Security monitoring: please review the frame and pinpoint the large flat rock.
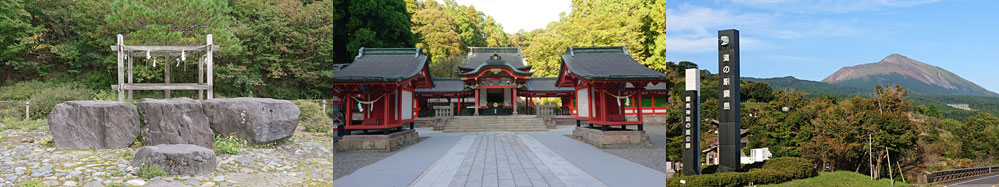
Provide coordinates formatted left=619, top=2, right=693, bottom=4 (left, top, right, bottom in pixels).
left=48, top=101, right=140, bottom=149
left=203, top=98, right=300, bottom=145
left=137, top=98, right=213, bottom=148
left=130, top=144, right=216, bottom=175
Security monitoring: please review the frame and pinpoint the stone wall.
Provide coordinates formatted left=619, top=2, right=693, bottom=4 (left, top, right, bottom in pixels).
left=571, top=127, right=652, bottom=148
left=337, top=129, right=419, bottom=152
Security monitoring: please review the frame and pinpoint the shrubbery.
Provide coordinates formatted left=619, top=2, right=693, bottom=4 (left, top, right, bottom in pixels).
left=667, top=157, right=817, bottom=186
left=0, top=81, right=95, bottom=120
left=296, top=101, right=333, bottom=133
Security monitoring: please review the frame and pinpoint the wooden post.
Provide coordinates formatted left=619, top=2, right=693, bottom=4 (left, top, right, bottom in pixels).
left=384, top=92, right=390, bottom=126
left=886, top=147, right=894, bottom=185
left=117, top=34, right=125, bottom=102
left=637, top=93, right=643, bottom=122
left=25, top=101, right=29, bottom=120
left=870, top=134, right=874, bottom=180
left=206, top=34, right=214, bottom=99
left=128, top=54, right=134, bottom=100
left=345, top=94, right=352, bottom=127
left=322, top=100, right=327, bottom=114
left=897, top=160, right=906, bottom=184
left=164, top=55, right=171, bottom=98
left=457, top=97, right=462, bottom=116
left=198, top=54, right=204, bottom=100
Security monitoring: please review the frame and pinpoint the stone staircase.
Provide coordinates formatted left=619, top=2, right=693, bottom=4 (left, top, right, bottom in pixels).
left=443, top=115, right=549, bottom=132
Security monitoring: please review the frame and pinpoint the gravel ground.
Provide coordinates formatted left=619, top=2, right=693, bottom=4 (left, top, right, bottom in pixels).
left=332, top=137, right=428, bottom=180
left=0, top=126, right=337, bottom=187
left=597, top=125, right=668, bottom=173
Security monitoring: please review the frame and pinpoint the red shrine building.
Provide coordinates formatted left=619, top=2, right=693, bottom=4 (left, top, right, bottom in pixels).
left=332, top=46, right=668, bottom=134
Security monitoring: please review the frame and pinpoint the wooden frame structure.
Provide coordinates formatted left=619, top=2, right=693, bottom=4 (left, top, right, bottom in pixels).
left=110, top=34, right=219, bottom=101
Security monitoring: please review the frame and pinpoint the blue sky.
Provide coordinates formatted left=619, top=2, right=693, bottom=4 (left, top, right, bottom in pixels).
left=447, top=0, right=999, bottom=93
left=665, top=0, right=999, bottom=93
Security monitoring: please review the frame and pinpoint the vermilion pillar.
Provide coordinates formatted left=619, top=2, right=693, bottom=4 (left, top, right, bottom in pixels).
left=474, top=88, right=480, bottom=116
left=512, top=88, right=518, bottom=115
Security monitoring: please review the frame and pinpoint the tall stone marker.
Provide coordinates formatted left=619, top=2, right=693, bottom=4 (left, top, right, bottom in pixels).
left=717, top=29, right=742, bottom=172
left=682, top=68, right=701, bottom=175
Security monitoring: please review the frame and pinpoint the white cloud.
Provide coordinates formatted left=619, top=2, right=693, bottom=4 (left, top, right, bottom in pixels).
left=665, top=3, right=867, bottom=54
left=728, top=0, right=941, bottom=13
left=666, top=4, right=777, bottom=53
left=444, top=0, right=572, bottom=33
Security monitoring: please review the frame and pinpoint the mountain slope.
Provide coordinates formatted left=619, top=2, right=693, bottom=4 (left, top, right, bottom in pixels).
left=744, top=76, right=867, bottom=97
left=822, top=54, right=998, bottom=97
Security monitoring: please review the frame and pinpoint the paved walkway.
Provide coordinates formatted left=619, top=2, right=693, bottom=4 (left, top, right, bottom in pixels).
left=333, top=126, right=666, bottom=187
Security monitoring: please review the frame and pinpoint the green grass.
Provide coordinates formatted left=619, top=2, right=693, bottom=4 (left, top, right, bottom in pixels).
left=214, top=134, right=247, bottom=155
left=0, top=117, right=47, bottom=131
left=0, top=132, right=7, bottom=142
left=137, top=164, right=166, bottom=179
left=18, top=181, right=47, bottom=187
left=760, top=171, right=911, bottom=187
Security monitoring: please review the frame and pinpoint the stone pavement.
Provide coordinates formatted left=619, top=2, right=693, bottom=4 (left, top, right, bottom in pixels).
left=333, top=126, right=666, bottom=187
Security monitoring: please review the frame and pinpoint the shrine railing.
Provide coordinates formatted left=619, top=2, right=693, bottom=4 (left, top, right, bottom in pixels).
left=433, top=105, right=453, bottom=118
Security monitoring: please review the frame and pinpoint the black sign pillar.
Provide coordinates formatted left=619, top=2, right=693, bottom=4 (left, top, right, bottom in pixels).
left=717, top=29, right=741, bottom=173
left=682, top=68, right=701, bottom=175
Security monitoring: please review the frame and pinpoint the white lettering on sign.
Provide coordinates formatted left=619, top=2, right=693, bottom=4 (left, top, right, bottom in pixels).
left=685, top=96, right=691, bottom=102
left=723, top=78, right=730, bottom=86
left=686, top=110, right=691, bottom=115
left=724, top=90, right=730, bottom=98
left=685, top=103, right=690, bottom=109
left=723, top=66, right=730, bottom=74
left=724, top=102, right=730, bottom=110
left=686, top=116, right=691, bottom=122
left=686, top=129, right=691, bottom=135
left=685, top=123, right=691, bottom=128
left=686, top=143, right=691, bottom=149
left=723, top=54, right=730, bottom=62
left=685, top=136, right=691, bottom=142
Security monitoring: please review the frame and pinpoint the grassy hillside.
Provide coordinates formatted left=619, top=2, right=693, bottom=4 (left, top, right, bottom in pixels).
left=759, top=171, right=910, bottom=187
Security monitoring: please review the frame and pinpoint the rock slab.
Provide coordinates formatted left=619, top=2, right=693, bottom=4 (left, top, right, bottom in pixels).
left=48, top=101, right=140, bottom=149
left=138, top=98, right=213, bottom=148
left=203, top=98, right=300, bottom=145
left=572, top=127, right=653, bottom=148
left=131, top=144, right=216, bottom=175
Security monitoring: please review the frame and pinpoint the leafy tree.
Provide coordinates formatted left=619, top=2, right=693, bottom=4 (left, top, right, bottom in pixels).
left=410, top=0, right=463, bottom=77
left=642, top=0, right=669, bottom=72
left=523, top=0, right=652, bottom=77
left=443, top=0, right=484, bottom=49
left=481, top=16, right=509, bottom=47
left=958, top=112, right=999, bottom=160
left=0, top=0, right=43, bottom=77
left=333, top=0, right=416, bottom=63
left=741, top=81, right=775, bottom=102
left=926, top=105, right=943, bottom=119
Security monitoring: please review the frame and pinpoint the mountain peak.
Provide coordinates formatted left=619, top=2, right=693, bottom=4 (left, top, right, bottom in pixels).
left=880, top=53, right=920, bottom=66
left=821, top=54, right=999, bottom=96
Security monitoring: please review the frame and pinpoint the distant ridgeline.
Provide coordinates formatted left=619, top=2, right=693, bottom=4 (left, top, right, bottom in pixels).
left=743, top=53, right=999, bottom=119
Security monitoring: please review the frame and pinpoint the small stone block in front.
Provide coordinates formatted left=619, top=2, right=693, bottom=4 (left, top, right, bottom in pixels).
left=571, top=127, right=653, bottom=148
left=337, top=129, right=418, bottom=152
left=137, top=98, right=213, bottom=148
left=203, top=97, right=300, bottom=145
left=48, top=101, right=141, bottom=149
left=130, top=144, right=217, bottom=176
